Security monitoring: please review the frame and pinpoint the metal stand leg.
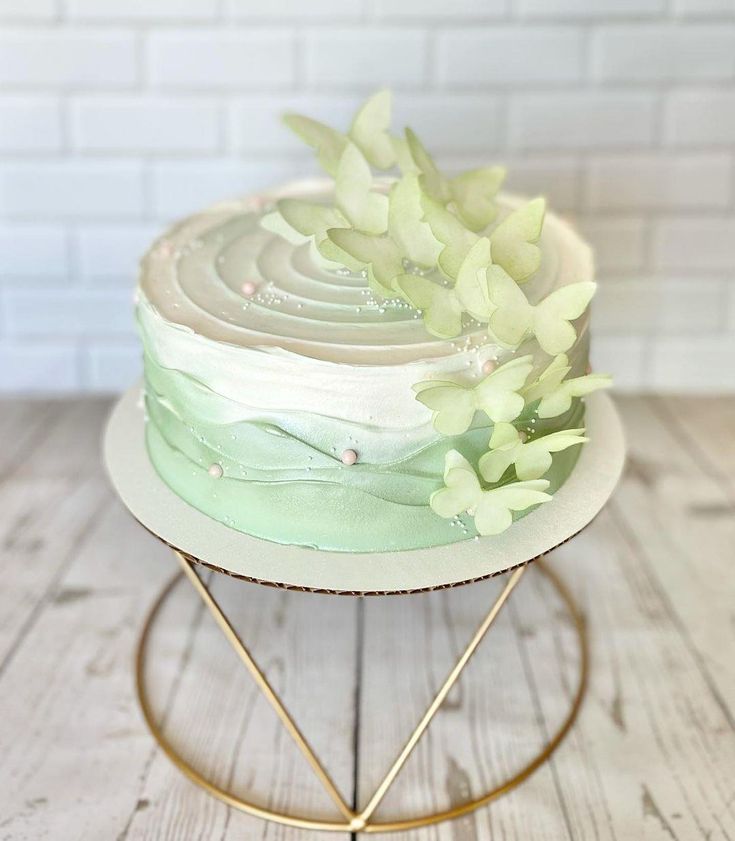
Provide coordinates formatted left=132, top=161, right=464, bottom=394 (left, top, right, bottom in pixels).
left=135, top=553, right=588, bottom=834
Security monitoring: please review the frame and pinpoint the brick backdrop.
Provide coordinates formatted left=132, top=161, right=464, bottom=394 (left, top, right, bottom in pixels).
left=1, top=0, right=734, bottom=392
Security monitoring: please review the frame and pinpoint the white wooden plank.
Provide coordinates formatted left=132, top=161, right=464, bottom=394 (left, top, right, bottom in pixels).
left=0, top=475, right=108, bottom=666
left=0, top=399, right=54, bottom=477
left=0, top=397, right=205, bottom=839
left=527, top=512, right=735, bottom=841
left=0, top=396, right=354, bottom=841
left=659, top=394, right=735, bottom=485
left=509, top=394, right=735, bottom=841
left=0, top=495, right=182, bottom=841
left=356, top=580, right=574, bottom=839
left=0, top=400, right=113, bottom=669
left=610, top=396, right=735, bottom=721
left=13, top=398, right=112, bottom=479
left=123, top=579, right=356, bottom=841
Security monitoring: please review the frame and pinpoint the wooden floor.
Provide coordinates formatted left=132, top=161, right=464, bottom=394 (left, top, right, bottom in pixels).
left=0, top=396, right=733, bottom=841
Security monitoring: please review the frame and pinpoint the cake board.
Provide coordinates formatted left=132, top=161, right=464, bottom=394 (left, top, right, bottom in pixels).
left=104, top=386, right=625, bottom=833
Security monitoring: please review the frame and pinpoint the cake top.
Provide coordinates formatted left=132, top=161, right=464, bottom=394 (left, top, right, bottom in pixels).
left=139, top=185, right=592, bottom=369
left=139, top=90, right=595, bottom=369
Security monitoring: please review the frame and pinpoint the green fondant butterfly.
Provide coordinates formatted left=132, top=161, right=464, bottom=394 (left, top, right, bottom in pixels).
left=273, top=199, right=345, bottom=243
left=396, top=238, right=494, bottom=338
left=388, top=174, right=442, bottom=267
left=523, top=354, right=612, bottom=418
left=490, top=198, right=545, bottom=283
left=350, top=90, right=418, bottom=173
left=406, top=129, right=505, bottom=232
left=334, top=142, right=389, bottom=234
left=261, top=198, right=365, bottom=271
left=486, top=268, right=596, bottom=355
left=282, top=113, right=346, bottom=177
left=478, top=425, right=588, bottom=483
left=326, top=172, right=442, bottom=298
left=413, top=355, right=534, bottom=435
left=421, top=193, right=545, bottom=286
left=284, top=90, right=402, bottom=175
left=263, top=141, right=389, bottom=270
left=349, top=89, right=398, bottom=170
left=259, top=205, right=313, bottom=245
left=420, top=194, right=480, bottom=280
left=430, top=450, right=552, bottom=536
left=326, top=228, right=402, bottom=297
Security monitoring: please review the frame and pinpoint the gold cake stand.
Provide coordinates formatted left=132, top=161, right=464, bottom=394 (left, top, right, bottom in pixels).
left=105, top=385, right=625, bottom=834
left=136, top=549, right=586, bottom=834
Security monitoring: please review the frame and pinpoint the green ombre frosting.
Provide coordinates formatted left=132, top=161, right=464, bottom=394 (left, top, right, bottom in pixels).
left=143, top=353, right=584, bottom=552
left=136, top=174, right=598, bottom=552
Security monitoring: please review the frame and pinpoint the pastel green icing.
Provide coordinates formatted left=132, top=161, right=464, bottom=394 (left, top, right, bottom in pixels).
left=143, top=355, right=584, bottom=553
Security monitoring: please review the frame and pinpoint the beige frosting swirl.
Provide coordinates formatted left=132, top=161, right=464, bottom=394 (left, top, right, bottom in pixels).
left=139, top=179, right=592, bottom=365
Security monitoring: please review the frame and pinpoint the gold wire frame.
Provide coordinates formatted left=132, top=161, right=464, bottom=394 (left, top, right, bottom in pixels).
left=135, top=551, right=588, bottom=834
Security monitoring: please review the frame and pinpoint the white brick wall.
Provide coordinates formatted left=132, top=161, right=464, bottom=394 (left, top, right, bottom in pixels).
left=592, top=25, right=735, bottom=82
left=437, top=27, right=584, bottom=86
left=0, top=96, right=62, bottom=151
left=70, top=97, right=222, bottom=153
left=585, top=154, right=732, bottom=209
left=509, top=92, right=658, bottom=149
left=306, top=29, right=428, bottom=88
left=0, top=29, right=138, bottom=87
left=0, top=0, right=733, bottom=394
left=147, top=30, right=295, bottom=89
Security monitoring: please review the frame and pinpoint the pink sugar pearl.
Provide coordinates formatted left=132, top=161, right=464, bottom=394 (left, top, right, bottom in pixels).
left=241, top=281, right=257, bottom=297
left=208, top=463, right=223, bottom=478
left=341, top=449, right=358, bottom=466
left=482, top=359, right=497, bottom=375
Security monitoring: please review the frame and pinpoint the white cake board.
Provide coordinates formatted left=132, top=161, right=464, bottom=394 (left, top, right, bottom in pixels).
left=103, top=385, right=625, bottom=595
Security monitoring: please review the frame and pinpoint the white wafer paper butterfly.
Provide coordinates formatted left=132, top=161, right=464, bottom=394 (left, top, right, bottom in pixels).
left=327, top=173, right=442, bottom=297
left=522, top=354, right=612, bottom=418
left=486, top=267, right=596, bottom=355
left=282, top=112, right=346, bottom=177
left=283, top=90, right=400, bottom=175
left=388, top=174, right=442, bottom=268
left=327, top=228, right=402, bottom=298
left=396, top=238, right=496, bottom=338
left=333, top=142, right=388, bottom=235
left=490, top=198, right=545, bottom=283
left=420, top=193, right=480, bottom=280
left=413, top=356, right=534, bottom=435
left=478, top=424, right=588, bottom=483
left=421, top=192, right=546, bottom=286
left=430, top=450, right=552, bottom=536
left=406, top=128, right=505, bottom=232
left=262, top=141, right=389, bottom=269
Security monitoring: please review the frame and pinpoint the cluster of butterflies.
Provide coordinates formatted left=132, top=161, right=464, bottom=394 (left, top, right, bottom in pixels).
left=262, top=90, right=596, bottom=354
left=415, top=353, right=611, bottom=536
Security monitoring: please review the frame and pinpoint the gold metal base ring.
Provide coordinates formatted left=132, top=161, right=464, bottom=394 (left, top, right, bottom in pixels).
left=135, top=556, right=588, bottom=834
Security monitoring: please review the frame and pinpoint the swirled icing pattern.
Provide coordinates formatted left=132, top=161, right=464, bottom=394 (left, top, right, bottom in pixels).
left=137, top=180, right=593, bottom=552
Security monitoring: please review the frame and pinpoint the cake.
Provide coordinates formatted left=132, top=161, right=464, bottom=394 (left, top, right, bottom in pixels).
left=136, top=92, right=611, bottom=553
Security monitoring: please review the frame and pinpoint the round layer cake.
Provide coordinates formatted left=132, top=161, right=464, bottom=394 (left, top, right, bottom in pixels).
left=136, top=179, right=597, bottom=552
